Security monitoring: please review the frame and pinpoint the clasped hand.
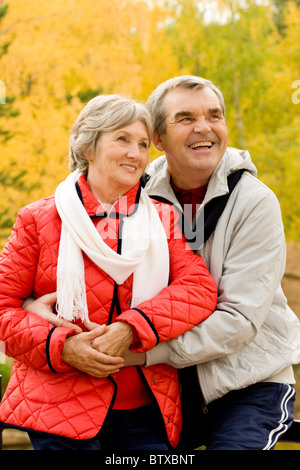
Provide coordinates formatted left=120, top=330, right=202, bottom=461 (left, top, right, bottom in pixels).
left=61, top=321, right=132, bottom=378
left=24, top=292, right=145, bottom=378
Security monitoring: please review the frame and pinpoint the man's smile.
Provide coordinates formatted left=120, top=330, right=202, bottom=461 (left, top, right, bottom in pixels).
left=189, top=141, right=214, bottom=149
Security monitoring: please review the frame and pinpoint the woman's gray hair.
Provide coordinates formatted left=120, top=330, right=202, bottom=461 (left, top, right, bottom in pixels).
left=69, top=94, right=153, bottom=173
left=146, top=75, right=225, bottom=135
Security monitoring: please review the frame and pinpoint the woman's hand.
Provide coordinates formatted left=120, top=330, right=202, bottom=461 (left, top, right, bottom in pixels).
left=23, top=292, right=82, bottom=333
left=62, top=324, right=125, bottom=378
left=124, top=350, right=146, bottom=367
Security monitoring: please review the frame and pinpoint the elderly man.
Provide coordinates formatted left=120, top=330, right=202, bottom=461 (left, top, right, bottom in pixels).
left=138, top=75, right=300, bottom=450
left=22, top=76, right=300, bottom=450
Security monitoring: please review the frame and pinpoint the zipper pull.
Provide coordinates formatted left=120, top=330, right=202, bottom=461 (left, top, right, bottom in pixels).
left=202, top=403, right=209, bottom=414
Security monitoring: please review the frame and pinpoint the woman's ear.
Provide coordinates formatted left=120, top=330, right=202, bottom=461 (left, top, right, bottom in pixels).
left=84, top=149, right=93, bottom=163
left=152, top=130, right=164, bottom=152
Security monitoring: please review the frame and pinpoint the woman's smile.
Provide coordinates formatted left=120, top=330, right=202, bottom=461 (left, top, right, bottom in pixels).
left=120, top=163, right=138, bottom=172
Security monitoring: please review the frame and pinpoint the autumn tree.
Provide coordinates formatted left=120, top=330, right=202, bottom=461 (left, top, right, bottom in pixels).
left=0, top=0, right=299, bottom=243
left=0, top=2, right=18, bottom=143
left=0, top=1, right=40, bottom=243
left=160, top=0, right=300, bottom=239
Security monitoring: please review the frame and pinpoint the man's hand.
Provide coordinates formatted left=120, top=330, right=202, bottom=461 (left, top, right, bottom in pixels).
left=89, top=321, right=133, bottom=358
left=62, top=324, right=125, bottom=378
left=23, top=292, right=82, bottom=333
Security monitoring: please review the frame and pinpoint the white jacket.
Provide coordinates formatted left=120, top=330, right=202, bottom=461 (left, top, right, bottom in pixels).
left=145, top=148, right=300, bottom=404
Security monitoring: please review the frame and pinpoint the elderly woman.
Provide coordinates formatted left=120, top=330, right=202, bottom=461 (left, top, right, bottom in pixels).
left=0, top=95, right=217, bottom=451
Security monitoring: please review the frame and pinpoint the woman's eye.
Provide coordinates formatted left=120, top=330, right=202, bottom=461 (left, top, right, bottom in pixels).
left=117, top=136, right=128, bottom=143
left=139, top=142, right=148, bottom=149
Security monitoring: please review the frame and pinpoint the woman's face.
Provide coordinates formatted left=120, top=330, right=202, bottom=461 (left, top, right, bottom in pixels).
left=86, top=120, right=150, bottom=202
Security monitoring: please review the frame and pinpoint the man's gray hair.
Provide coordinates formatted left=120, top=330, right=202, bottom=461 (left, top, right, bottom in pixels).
left=146, top=75, right=225, bottom=135
left=69, top=94, right=153, bottom=173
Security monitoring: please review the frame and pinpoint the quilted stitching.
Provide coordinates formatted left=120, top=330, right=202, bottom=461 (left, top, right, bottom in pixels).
left=0, top=180, right=217, bottom=446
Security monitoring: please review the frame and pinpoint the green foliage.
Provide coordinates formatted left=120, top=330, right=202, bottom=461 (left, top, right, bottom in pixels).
left=0, top=95, right=19, bottom=142
left=0, top=359, right=13, bottom=395
left=0, top=2, right=8, bottom=19
left=0, top=164, right=41, bottom=241
left=0, top=165, right=40, bottom=192
left=163, top=0, right=300, bottom=240
left=66, top=87, right=104, bottom=104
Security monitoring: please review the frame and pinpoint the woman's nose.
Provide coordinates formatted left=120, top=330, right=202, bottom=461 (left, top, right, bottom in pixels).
left=126, top=143, right=140, bottom=158
left=126, top=151, right=138, bottom=159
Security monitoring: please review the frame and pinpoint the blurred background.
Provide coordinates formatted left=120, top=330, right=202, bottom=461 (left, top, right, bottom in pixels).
left=0, top=0, right=299, bottom=450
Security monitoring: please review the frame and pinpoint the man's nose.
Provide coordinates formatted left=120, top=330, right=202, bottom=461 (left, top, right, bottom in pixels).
left=193, top=118, right=211, bottom=133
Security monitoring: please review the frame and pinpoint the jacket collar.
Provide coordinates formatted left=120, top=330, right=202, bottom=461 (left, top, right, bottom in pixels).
left=76, top=174, right=141, bottom=218
left=145, top=147, right=257, bottom=207
left=145, top=161, right=180, bottom=208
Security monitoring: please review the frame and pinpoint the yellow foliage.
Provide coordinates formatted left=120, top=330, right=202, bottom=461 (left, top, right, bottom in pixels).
left=0, top=0, right=179, bottom=247
left=0, top=0, right=300, bottom=247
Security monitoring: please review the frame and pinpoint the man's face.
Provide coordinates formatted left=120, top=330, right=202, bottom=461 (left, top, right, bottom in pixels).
left=154, top=86, right=228, bottom=188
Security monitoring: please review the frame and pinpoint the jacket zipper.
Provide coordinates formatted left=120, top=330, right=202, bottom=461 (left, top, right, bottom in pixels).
left=136, top=366, right=170, bottom=433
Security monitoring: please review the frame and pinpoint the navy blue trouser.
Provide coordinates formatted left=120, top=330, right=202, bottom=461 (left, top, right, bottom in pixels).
left=28, top=404, right=169, bottom=451
left=178, top=369, right=295, bottom=450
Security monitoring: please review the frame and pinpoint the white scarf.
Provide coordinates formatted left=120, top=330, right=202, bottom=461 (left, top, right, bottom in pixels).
left=54, top=170, right=169, bottom=322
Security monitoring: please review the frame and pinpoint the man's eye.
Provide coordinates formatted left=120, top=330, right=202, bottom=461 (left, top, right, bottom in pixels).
left=209, top=114, right=221, bottom=121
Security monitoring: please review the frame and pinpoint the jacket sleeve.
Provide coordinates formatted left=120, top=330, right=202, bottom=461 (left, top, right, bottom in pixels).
left=116, top=206, right=217, bottom=352
left=146, top=181, right=288, bottom=368
left=0, top=206, right=74, bottom=372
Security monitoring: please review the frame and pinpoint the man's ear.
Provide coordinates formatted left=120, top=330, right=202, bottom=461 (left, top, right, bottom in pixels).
left=152, top=130, right=164, bottom=152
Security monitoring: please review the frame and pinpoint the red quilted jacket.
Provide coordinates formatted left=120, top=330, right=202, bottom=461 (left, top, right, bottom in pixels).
left=0, top=176, right=217, bottom=447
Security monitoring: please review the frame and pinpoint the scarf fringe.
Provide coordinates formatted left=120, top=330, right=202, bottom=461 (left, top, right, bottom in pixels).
left=56, top=272, right=89, bottom=322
